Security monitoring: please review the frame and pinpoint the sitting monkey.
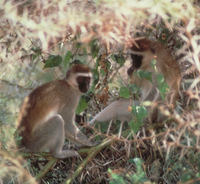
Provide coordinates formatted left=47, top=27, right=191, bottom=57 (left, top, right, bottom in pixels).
left=17, top=64, right=95, bottom=159
left=89, top=38, right=181, bottom=126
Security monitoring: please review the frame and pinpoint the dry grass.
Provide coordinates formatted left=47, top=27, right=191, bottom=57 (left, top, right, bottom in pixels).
left=0, top=0, right=200, bottom=183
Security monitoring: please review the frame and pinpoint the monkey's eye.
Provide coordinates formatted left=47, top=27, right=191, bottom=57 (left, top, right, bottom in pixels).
left=77, top=76, right=84, bottom=83
left=85, top=77, right=91, bottom=82
left=77, top=76, right=91, bottom=84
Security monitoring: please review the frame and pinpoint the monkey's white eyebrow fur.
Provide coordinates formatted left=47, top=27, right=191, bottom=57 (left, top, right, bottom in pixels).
left=74, top=73, right=92, bottom=77
left=128, top=49, right=146, bottom=55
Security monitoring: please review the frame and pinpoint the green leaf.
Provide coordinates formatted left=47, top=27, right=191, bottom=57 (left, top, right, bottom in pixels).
left=76, top=97, right=88, bottom=114
left=103, top=60, right=111, bottom=70
left=108, top=168, right=125, bottom=184
left=106, top=60, right=111, bottom=70
left=159, top=82, right=170, bottom=100
left=129, top=106, right=148, bottom=133
left=100, top=68, right=106, bottom=76
left=63, top=51, right=72, bottom=68
left=151, top=59, right=158, bottom=73
left=132, top=158, right=144, bottom=172
left=32, top=54, right=39, bottom=61
left=159, top=28, right=170, bottom=45
left=158, top=82, right=169, bottom=93
left=94, top=121, right=109, bottom=133
left=91, top=69, right=99, bottom=90
left=129, top=118, right=140, bottom=134
left=111, top=54, right=125, bottom=66
left=128, top=84, right=140, bottom=92
left=89, top=39, right=99, bottom=59
left=157, top=73, right=165, bottom=85
left=43, top=55, right=62, bottom=69
left=128, top=84, right=140, bottom=98
left=151, top=59, right=157, bottom=68
left=75, top=42, right=82, bottom=48
left=137, top=70, right=153, bottom=83
left=96, top=55, right=101, bottom=69
left=157, top=73, right=169, bottom=100
left=128, top=158, right=150, bottom=183
left=31, top=47, right=42, bottom=60
left=119, top=86, right=130, bottom=99
left=84, top=91, right=93, bottom=103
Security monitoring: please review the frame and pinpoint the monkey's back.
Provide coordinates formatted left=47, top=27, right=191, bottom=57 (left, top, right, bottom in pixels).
left=17, top=80, right=79, bottom=139
left=155, top=42, right=181, bottom=105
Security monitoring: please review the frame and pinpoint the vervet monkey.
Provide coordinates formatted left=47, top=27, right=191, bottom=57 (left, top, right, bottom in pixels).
left=17, top=64, right=95, bottom=159
left=89, top=38, right=181, bottom=126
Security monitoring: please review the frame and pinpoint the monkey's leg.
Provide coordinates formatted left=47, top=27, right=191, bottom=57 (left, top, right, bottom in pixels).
left=89, top=100, right=140, bottom=126
left=142, top=89, right=168, bottom=125
left=64, top=123, right=96, bottom=147
left=27, top=114, right=79, bottom=159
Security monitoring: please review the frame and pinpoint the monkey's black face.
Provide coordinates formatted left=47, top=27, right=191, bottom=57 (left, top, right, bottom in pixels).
left=77, top=76, right=91, bottom=93
left=127, top=54, right=143, bottom=76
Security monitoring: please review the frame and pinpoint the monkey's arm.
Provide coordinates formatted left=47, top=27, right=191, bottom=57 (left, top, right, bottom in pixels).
left=142, top=86, right=168, bottom=124
left=89, top=100, right=140, bottom=126
left=65, top=122, right=96, bottom=147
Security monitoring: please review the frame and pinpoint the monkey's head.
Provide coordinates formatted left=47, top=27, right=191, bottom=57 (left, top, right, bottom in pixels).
left=66, top=64, right=92, bottom=94
left=127, top=38, right=156, bottom=76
